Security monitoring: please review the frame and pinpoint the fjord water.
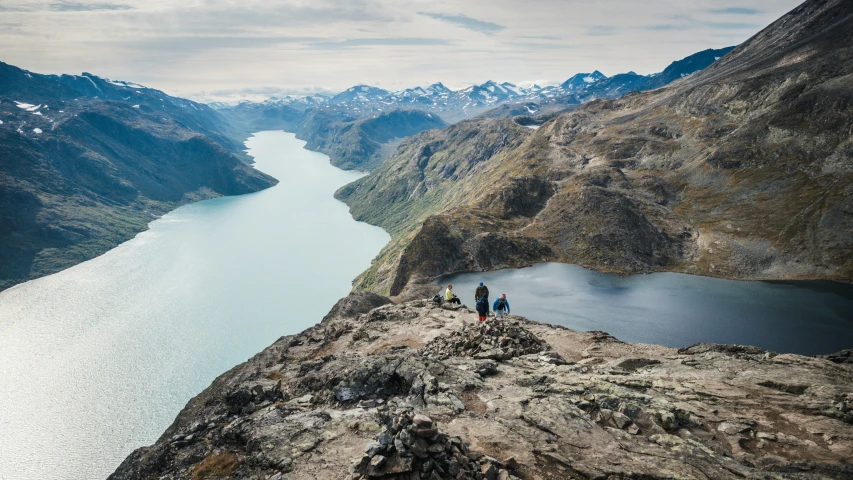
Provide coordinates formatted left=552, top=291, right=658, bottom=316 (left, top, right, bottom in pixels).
left=0, top=131, right=389, bottom=480
left=443, top=263, right=853, bottom=355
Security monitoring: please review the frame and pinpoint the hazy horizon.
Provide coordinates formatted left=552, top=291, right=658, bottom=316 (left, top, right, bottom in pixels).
left=1, top=0, right=803, bottom=102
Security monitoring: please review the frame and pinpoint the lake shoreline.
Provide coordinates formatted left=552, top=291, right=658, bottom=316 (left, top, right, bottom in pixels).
left=435, top=262, right=853, bottom=356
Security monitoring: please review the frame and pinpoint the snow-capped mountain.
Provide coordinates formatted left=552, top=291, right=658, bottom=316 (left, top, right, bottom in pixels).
left=268, top=94, right=327, bottom=108
left=425, top=82, right=452, bottom=96
left=217, top=46, right=735, bottom=123
left=330, top=85, right=391, bottom=104
left=560, top=70, right=608, bottom=92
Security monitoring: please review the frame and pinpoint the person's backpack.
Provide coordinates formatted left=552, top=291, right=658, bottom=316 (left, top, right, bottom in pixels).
left=496, top=298, right=506, bottom=310
left=432, top=294, right=442, bottom=305
left=476, top=296, right=488, bottom=313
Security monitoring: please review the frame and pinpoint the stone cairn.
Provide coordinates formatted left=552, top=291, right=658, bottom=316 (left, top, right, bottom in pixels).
left=352, top=410, right=515, bottom=480
left=422, top=319, right=548, bottom=361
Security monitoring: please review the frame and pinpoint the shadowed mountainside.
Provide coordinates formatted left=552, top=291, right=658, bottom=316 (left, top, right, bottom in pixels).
left=337, top=0, right=853, bottom=297
left=0, top=62, right=276, bottom=291
left=297, top=109, right=447, bottom=170
left=215, top=104, right=447, bottom=171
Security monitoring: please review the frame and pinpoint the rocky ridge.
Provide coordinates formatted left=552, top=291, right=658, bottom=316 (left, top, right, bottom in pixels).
left=421, top=317, right=551, bottom=361
left=111, top=292, right=853, bottom=479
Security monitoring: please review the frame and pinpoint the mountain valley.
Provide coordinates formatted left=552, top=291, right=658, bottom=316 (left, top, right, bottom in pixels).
left=214, top=47, right=735, bottom=174
left=335, top=0, right=853, bottom=297
left=2, top=1, right=852, bottom=479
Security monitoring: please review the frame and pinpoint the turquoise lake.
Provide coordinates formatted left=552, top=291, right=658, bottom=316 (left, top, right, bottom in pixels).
left=0, top=131, right=390, bottom=480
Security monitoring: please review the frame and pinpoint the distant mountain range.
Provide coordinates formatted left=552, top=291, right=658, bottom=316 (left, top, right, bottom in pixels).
left=222, top=46, right=734, bottom=124
left=0, top=61, right=275, bottom=291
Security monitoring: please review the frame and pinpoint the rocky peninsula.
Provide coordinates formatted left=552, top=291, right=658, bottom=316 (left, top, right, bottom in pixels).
left=111, top=292, right=853, bottom=479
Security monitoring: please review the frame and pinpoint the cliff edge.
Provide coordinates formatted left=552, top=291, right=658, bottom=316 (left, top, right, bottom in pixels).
left=111, top=292, right=853, bottom=479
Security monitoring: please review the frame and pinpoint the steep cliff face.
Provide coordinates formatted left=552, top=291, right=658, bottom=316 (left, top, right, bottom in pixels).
left=338, top=0, right=853, bottom=296
left=297, top=109, right=447, bottom=170
left=110, top=293, right=853, bottom=479
left=0, top=62, right=277, bottom=291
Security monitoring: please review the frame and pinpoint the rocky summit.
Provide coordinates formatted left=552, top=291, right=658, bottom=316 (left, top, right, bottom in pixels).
left=111, top=292, right=853, bottom=479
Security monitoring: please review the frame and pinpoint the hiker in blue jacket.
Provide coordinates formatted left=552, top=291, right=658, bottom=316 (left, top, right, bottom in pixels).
left=493, top=293, right=510, bottom=319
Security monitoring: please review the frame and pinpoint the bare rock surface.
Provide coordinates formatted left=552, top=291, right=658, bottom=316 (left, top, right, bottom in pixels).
left=421, top=318, right=551, bottom=361
left=110, top=294, right=853, bottom=479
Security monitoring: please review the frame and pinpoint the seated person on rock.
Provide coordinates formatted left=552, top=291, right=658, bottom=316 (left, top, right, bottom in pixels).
left=445, top=283, right=461, bottom=304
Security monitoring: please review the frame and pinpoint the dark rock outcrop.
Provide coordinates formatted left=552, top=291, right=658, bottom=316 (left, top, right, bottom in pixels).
left=322, top=291, right=393, bottom=323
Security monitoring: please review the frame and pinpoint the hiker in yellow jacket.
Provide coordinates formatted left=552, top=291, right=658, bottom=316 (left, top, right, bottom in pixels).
left=445, top=284, right=461, bottom=304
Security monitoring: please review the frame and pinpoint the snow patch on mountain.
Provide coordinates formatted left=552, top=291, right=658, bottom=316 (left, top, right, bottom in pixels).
left=108, top=79, right=145, bottom=89
left=15, top=102, right=40, bottom=111
left=81, top=75, right=101, bottom=90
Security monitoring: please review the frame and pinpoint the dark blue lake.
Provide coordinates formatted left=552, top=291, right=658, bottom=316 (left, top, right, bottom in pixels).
left=441, top=262, right=853, bottom=356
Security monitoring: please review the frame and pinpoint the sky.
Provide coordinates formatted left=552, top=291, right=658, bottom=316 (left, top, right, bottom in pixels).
left=0, top=0, right=804, bottom=102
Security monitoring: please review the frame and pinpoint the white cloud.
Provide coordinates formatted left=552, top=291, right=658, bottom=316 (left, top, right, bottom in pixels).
left=417, top=12, right=505, bottom=35
left=0, top=0, right=804, bottom=101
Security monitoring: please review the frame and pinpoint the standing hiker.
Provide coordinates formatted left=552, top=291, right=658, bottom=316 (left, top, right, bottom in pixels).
left=493, top=293, right=510, bottom=319
left=475, top=295, right=489, bottom=322
left=474, top=282, right=489, bottom=304
left=474, top=282, right=490, bottom=322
